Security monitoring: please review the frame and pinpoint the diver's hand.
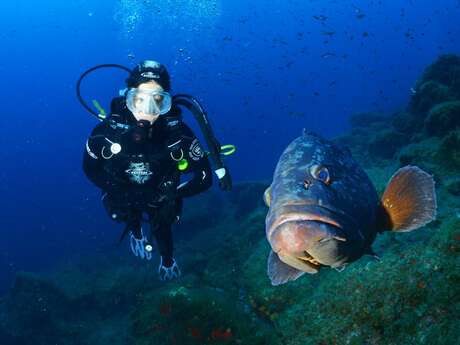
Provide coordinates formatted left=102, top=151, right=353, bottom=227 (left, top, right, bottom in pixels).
left=129, top=229, right=153, bottom=260
left=158, top=181, right=177, bottom=201
left=216, top=166, right=232, bottom=191
left=146, top=181, right=177, bottom=205
left=158, top=257, right=181, bottom=280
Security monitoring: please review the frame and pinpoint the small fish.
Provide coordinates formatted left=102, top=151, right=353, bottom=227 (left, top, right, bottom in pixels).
left=321, top=52, right=336, bottom=59
left=313, top=15, right=328, bottom=21
left=264, top=132, right=437, bottom=286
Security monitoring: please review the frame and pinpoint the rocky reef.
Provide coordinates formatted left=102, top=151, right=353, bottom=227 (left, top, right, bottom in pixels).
left=1, top=55, right=459, bottom=345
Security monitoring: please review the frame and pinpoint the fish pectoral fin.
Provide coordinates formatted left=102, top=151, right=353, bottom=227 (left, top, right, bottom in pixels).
left=380, top=166, right=437, bottom=232
left=263, top=186, right=272, bottom=207
left=267, top=250, right=306, bottom=286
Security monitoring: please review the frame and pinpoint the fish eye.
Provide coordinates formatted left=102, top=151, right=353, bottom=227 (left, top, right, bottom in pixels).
left=310, top=164, right=331, bottom=184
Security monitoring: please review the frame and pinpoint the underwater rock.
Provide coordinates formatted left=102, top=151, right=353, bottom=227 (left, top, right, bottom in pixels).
left=409, top=81, right=454, bottom=118
left=368, top=129, right=408, bottom=159
left=424, top=100, right=460, bottom=136
left=334, top=129, right=369, bottom=156
left=241, top=237, right=322, bottom=323
left=0, top=302, right=16, bottom=345
left=409, top=54, right=460, bottom=118
left=2, top=272, right=79, bottom=344
left=416, top=54, right=460, bottom=97
left=436, top=130, right=460, bottom=171
left=130, top=285, right=279, bottom=345
left=223, top=181, right=268, bottom=217
left=348, top=112, right=387, bottom=129
left=180, top=191, right=224, bottom=238
left=397, top=138, right=440, bottom=170
left=1, top=263, right=145, bottom=345
left=179, top=181, right=267, bottom=239
left=397, top=131, right=460, bottom=175
left=445, top=178, right=460, bottom=196
left=390, top=111, right=416, bottom=135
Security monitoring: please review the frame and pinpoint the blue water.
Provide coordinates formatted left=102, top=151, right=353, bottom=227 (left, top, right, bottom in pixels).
left=0, top=0, right=459, bottom=294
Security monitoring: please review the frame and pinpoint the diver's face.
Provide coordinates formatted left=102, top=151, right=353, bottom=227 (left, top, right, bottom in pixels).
left=132, top=81, right=163, bottom=124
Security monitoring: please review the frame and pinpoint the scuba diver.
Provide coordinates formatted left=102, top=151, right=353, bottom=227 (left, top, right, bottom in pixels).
left=80, top=60, right=233, bottom=280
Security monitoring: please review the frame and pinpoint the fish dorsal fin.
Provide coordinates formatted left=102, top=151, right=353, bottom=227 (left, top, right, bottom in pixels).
left=267, top=250, right=305, bottom=286
left=380, top=165, right=437, bottom=232
left=302, top=129, right=320, bottom=137
left=263, top=186, right=271, bottom=207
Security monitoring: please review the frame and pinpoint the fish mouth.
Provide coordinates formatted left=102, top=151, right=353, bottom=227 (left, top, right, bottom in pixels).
left=271, top=212, right=344, bottom=234
left=268, top=201, right=350, bottom=236
left=277, top=250, right=321, bottom=273
left=268, top=204, right=349, bottom=268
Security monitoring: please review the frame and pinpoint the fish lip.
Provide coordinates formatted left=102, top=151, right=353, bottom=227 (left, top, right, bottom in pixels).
left=270, top=211, right=343, bottom=232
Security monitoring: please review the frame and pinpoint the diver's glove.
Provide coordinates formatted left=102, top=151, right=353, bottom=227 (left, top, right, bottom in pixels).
left=215, top=166, right=232, bottom=191
left=157, top=180, right=177, bottom=202
left=145, top=181, right=177, bottom=206
left=158, top=257, right=181, bottom=280
left=129, top=228, right=153, bottom=260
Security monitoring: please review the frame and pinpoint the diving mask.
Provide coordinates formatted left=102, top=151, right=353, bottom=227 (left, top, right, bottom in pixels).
left=126, top=88, right=172, bottom=116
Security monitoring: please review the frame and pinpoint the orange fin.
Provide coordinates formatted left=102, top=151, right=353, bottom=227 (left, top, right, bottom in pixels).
left=380, top=165, right=437, bottom=232
left=263, top=186, right=271, bottom=207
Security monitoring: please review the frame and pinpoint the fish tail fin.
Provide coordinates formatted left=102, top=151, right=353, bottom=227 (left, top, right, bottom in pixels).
left=380, top=165, right=437, bottom=232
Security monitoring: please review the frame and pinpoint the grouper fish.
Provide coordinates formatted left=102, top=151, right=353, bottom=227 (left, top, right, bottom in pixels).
left=264, top=132, right=437, bottom=286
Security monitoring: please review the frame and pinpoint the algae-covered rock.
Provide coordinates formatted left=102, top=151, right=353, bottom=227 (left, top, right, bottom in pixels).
left=445, top=178, right=460, bottom=196
left=415, top=54, right=460, bottom=97
left=2, top=272, right=84, bottom=345
left=436, top=130, right=460, bottom=171
left=424, top=101, right=460, bottom=136
left=180, top=182, right=267, bottom=239
left=1, top=261, right=146, bottom=345
left=368, top=129, right=408, bottom=159
left=334, top=130, right=370, bottom=162
left=130, top=285, right=279, bottom=345
left=391, top=111, right=415, bottom=134
left=409, top=81, right=454, bottom=118
left=349, top=112, right=388, bottom=129
left=241, top=238, right=324, bottom=330
left=409, top=54, right=460, bottom=118
left=397, top=137, right=441, bottom=171
left=223, top=181, right=268, bottom=218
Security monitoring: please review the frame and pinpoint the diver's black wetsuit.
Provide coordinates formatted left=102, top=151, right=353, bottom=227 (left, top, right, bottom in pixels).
left=83, top=97, right=212, bottom=265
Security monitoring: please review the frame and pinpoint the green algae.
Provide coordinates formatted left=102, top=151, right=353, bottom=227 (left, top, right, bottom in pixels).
left=425, top=101, right=460, bottom=136
left=130, top=284, right=279, bottom=345
left=410, top=81, right=455, bottom=118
